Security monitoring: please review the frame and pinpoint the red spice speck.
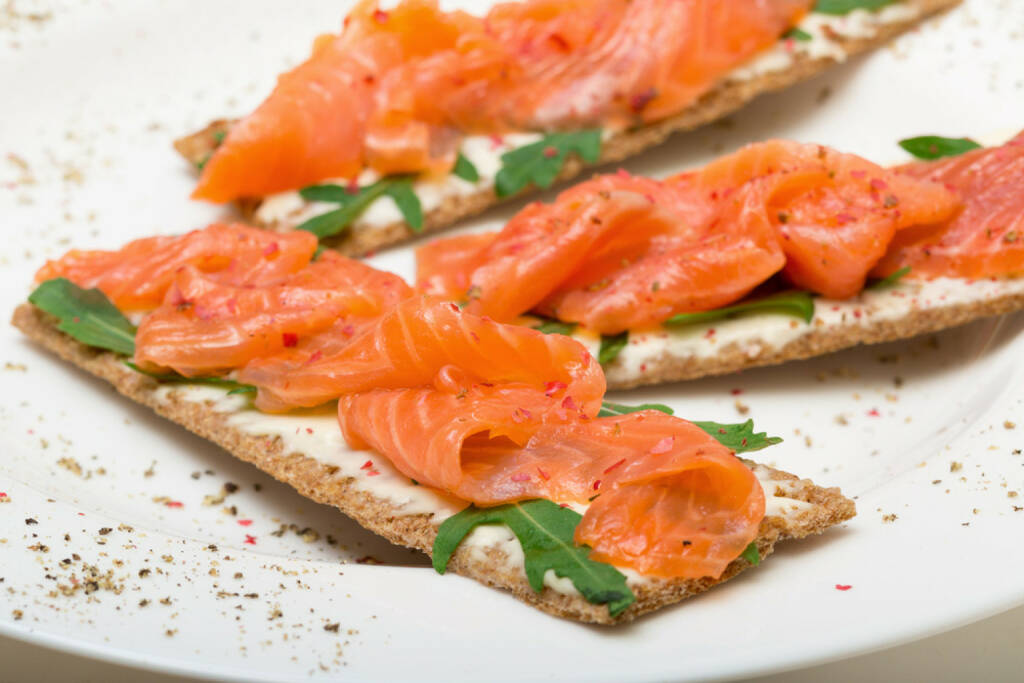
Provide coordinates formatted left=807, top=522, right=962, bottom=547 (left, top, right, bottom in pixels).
left=592, top=479, right=602, bottom=490
left=559, top=503, right=570, bottom=508
left=0, top=492, right=7, bottom=498
left=544, top=381, right=567, bottom=397
left=305, top=427, right=313, bottom=434
left=867, top=408, right=881, bottom=417
left=282, top=332, right=298, bottom=348
left=603, top=458, right=626, bottom=474
left=629, top=87, right=657, bottom=113
left=373, top=9, right=389, bottom=23
left=542, top=145, right=558, bottom=159
left=244, top=534, right=257, bottom=545
left=263, top=242, right=279, bottom=257
left=511, top=473, right=531, bottom=482
left=536, top=467, right=550, bottom=481
left=869, top=178, right=888, bottom=191
left=704, top=328, right=716, bottom=339
left=835, top=584, right=852, bottom=591
left=237, top=519, right=253, bottom=527
left=367, top=470, right=380, bottom=477
left=165, top=501, right=184, bottom=508
left=360, top=460, right=374, bottom=470
left=730, top=388, right=743, bottom=396
left=447, top=302, right=460, bottom=313
left=561, top=395, right=578, bottom=411
left=650, top=436, right=674, bottom=454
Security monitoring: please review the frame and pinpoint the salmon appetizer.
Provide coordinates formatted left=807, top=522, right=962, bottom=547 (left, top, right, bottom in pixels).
left=418, top=133, right=1024, bottom=339
left=174, top=0, right=956, bottom=257
left=193, top=0, right=811, bottom=203
left=25, top=221, right=853, bottom=605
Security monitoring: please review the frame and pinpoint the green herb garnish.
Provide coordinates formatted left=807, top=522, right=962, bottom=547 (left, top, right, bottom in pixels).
left=598, top=401, right=674, bottom=418
left=495, top=130, right=602, bottom=198
left=212, top=130, right=226, bottom=145
left=532, top=317, right=578, bottom=336
left=693, top=420, right=783, bottom=454
left=866, top=266, right=911, bottom=290
left=784, top=27, right=812, bottom=41
left=597, top=331, right=628, bottom=365
left=124, top=362, right=256, bottom=394
left=814, top=0, right=896, bottom=14
left=29, top=278, right=137, bottom=355
left=452, top=152, right=480, bottom=183
left=898, top=135, right=982, bottom=161
left=297, top=176, right=424, bottom=239
left=665, top=290, right=815, bottom=328
left=433, top=499, right=635, bottom=617
left=740, top=541, right=761, bottom=566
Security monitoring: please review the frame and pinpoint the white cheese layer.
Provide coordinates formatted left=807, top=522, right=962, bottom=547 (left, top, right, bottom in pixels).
left=592, top=277, right=1024, bottom=386
left=254, top=3, right=920, bottom=234
left=155, top=385, right=813, bottom=596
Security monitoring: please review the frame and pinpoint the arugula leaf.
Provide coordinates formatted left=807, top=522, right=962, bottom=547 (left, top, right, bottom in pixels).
left=665, top=290, right=815, bottom=328
left=867, top=266, right=911, bottom=291
left=784, top=27, right=812, bottom=41
left=495, top=130, right=602, bottom=198
left=898, top=135, right=982, bottom=161
left=693, top=420, right=783, bottom=454
left=598, top=401, right=674, bottom=418
left=433, top=499, right=635, bottom=617
left=814, top=0, right=896, bottom=14
left=532, top=318, right=578, bottom=336
left=740, top=542, right=761, bottom=566
left=124, top=362, right=257, bottom=394
left=29, top=278, right=137, bottom=355
left=597, top=331, right=628, bottom=365
left=383, top=179, right=424, bottom=232
left=296, top=177, right=423, bottom=238
left=452, top=152, right=480, bottom=183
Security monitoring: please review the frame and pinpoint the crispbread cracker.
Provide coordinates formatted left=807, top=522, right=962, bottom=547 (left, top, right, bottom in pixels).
left=175, top=0, right=960, bottom=257
left=602, top=280, right=1024, bottom=391
left=12, top=303, right=855, bottom=624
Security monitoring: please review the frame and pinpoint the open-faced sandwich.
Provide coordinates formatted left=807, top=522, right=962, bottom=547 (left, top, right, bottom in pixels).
left=175, top=0, right=960, bottom=256
left=13, top=224, right=854, bottom=623
left=415, top=132, right=1024, bottom=389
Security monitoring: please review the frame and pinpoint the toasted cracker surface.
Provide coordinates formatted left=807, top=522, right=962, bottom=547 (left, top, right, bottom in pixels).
left=12, top=303, right=854, bottom=624
left=603, top=283, right=1024, bottom=390
left=174, top=0, right=959, bottom=257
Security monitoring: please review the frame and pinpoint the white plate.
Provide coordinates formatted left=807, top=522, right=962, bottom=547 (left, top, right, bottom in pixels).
left=2, top=1, right=1023, bottom=681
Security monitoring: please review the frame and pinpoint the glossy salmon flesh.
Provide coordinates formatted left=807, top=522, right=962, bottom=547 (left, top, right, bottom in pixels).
left=193, top=0, right=811, bottom=202
left=418, top=135, right=1024, bottom=334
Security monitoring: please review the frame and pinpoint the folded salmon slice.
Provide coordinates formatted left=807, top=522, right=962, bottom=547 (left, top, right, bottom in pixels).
left=417, top=141, right=962, bottom=334
left=193, top=0, right=811, bottom=202
left=240, top=296, right=606, bottom=413
left=35, top=224, right=317, bottom=313
left=873, top=131, right=1024, bottom=280
left=134, top=252, right=411, bottom=377
left=341, top=394, right=764, bottom=579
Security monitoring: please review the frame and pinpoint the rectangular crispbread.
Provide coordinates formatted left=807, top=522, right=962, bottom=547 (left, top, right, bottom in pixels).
left=174, top=0, right=960, bottom=257
left=12, top=303, right=855, bottom=624
left=599, top=278, right=1024, bottom=391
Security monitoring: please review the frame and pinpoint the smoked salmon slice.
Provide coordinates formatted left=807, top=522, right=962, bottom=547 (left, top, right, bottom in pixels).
left=134, top=252, right=411, bottom=377
left=873, top=131, right=1024, bottom=280
left=35, top=223, right=317, bottom=313
left=417, top=140, right=963, bottom=334
left=341, top=396, right=764, bottom=579
left=193, top=0, right=811, bottom=202
left=239, top=296, right=605, bottom=413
